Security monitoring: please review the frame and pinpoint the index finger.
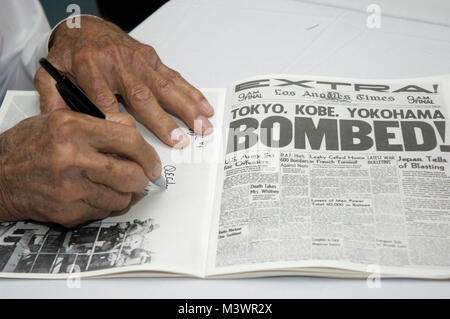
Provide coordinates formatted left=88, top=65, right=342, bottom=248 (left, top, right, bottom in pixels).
left=81, top=115, right=162, bottom=180
left=158, top=62, right=214, bottom=117
left=35, top=67, right=67, bottom=113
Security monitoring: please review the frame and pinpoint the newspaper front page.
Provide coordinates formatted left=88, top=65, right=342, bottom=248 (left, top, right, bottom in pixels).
left=213, top=75, right=450, bottom=277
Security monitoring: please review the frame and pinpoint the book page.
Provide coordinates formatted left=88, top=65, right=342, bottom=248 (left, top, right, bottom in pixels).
left=206, top=74, right=450, bottom=279
left=0, top=89, right=225, bottom=278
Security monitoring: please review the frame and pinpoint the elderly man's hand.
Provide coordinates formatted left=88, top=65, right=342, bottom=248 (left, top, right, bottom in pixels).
left=0, top=110, right=159, bottom=228
left=35, top=16, right=214, bottom=149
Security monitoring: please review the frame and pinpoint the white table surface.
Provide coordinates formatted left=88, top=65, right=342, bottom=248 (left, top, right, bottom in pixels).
left=1, top=0, right=449, bottom=298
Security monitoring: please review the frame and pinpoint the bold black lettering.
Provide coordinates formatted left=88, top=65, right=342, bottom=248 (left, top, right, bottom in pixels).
left=227, top=118, right=259, bottom=153
left=260, top=116, right=292, bottom=148
left=354, top=84, right=390, bottom=92
left=235, top=79, right=270, bottom=92
left=340, top=120, right=373, bottom=150
left=393, top=85, right=432, bottom=94
left=373, top=121, right=403, bottom=151
left=316, top=81, right=351, bottom=90
left=401, top=121, right=436, bottom=151
left=295, top=117, right=338, bottom=150
left=275, top=79, right=313, bottom=88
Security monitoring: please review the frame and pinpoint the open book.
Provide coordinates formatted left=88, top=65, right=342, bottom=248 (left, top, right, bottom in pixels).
left=0, top=73, right=449, bottom=279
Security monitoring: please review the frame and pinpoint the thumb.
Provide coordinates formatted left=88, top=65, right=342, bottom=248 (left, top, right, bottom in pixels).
left=35, top=67, right=66, bottom=114
left=105, top=112, right=137, bottom=127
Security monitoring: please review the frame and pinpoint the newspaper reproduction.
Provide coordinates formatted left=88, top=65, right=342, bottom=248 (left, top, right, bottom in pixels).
left=216, top=76, right=450, bottom=270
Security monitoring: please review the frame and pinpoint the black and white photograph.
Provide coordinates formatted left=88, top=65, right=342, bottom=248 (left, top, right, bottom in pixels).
left=0, top=218, right=158, bottom=274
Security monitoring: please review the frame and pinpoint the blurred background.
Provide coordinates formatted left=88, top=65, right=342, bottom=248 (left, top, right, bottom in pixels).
left=39, top=0, right=168, bottom=31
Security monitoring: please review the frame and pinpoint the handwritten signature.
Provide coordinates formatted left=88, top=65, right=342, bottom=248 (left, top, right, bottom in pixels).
left=163, top=165, right=176, bottom=188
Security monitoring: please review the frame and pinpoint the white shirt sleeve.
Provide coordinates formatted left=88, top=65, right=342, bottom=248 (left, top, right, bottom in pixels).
left=0, top=0, right=51, bottom=102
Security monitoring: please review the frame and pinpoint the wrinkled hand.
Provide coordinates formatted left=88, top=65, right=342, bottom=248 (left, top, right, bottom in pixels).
left=0, top=110, right=160, bottom=228
left=35, top=16, right=214, bottom=148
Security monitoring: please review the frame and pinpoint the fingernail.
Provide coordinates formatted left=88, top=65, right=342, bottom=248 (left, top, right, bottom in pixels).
left=200, top=100, right=214, bottom=115
left=170, top=128, right=190, bottom=149
left=151, top=162, right=162, bottom=180
left=195, top=115, right=214, bottom=135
